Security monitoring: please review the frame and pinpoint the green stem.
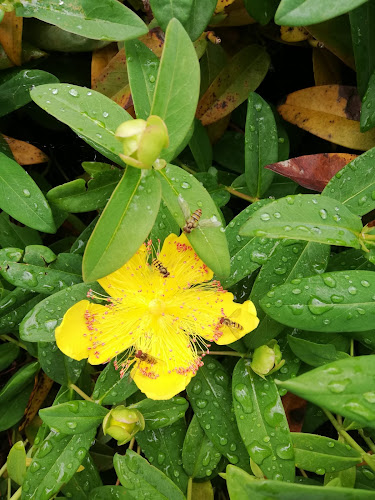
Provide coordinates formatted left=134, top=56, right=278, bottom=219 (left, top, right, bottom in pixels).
left=299, top=468, right=308, bottom=478
left=350, top=338, right=354, bottom=357
left=323, top=409, right=375, bottom=471
left=9, top=487, right=22, bottom=500
left=187, top=477, right=193, bottom=500
left=224, top=186, right=258, bottom=203
left=174, top=160, right=197, bottom=175
left=0, top=462, right=7, bottom=478
left=0, top=335, right=27, bottom=350
left=69, top=384, right=94, bottom=402
left=359, top=429, right=375, bottom=455
left=202, top=350, right=244, bottom=357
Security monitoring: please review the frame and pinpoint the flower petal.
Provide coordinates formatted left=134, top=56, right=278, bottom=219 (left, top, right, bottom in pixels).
left=131, top=360, right=193, bottom=400
left=215, top=300, right=259, bottom=345
left=55, top=300, right=103, bottom=361
left=98, top=244, right=149, bottom=298
left=159, top=233, right=213, bottom=287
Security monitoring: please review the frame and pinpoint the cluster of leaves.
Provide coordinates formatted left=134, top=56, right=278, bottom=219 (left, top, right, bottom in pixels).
left=2, top=0, right=375, bottom=499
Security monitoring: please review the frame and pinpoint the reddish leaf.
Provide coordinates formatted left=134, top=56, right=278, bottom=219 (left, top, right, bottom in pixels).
left=282, top=392, right=307, bottom=433
left=265, top=153, right=357, bottom=192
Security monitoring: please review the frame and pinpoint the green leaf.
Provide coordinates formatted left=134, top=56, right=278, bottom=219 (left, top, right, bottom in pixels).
left=150, top=18, right=200, bottom=162
left=61, top=454, right=102, bottom=499
left=148, top=200, right=180, bottom=245
left=327, top=249, right=375, bottom=272
left=30, top=84, right=132, bottom=165
left=0, top=342, right=19, bottom=371
left=183, top=0, right=217, bottom=41
left=136, top=420, right=189, bottom=493
left=233, top=358, right=295, bottom=482
left=226, top=464, right=375, bottom=500
left=239, top=194, right=362, bottom=248
left=114, top=450, right=185, bottom=500
left=0, top=288, right=42, bottom=335
left=38, top=342, right=85, bottom=385
left=39, top=400, right=108, bottom=435
left=0, top=212, right=42, bottom=248
left=213, top=132, right=244, bottom=174
left=90, top=486, right=127, bottom=499
left=221, top=200, right=278, bottom=289
left=0, top=382, right=34, bottom=432
left=7, top=441, right=27, bottom=485
left=275, top=0, right=368, bottom=27
left=291, top=433, right=361, bottom=474
left=22, top=429, right=96, bottom=500
left=245, top=93, right=277, bottom=197
left=277, top=355, right=375, bottom=428
left=47, top=169, right=122, bottom=213
left=149, top=0, right=193, bottom=32
left=260, top=270, right=375, bottom=333
left=244, top=0, right=279, bottom=25
left=287, top=334, right=349, bottom=367
left=124, top=39, right=160, bottom=120
left=182, top=415, right=223, bottom=479
left=82, top=168, right=161, bottom=282
left=189, top=118, right=212, bottom=172
left=92, top=361, right=138, bottom=405
left=0, top=250, right=82, bottom=294
left=349, top=0, right=375, bottom=98
left=360, top=69, right=375, bottom=132
left=157, top=164, right=230, bottom=277
left=246, top=240, right=330, bottom=350
left=323, top=147, right=375, bottom=216
left=0, top=361, right=39, bottom=404
left=186, top=358, right=250, bottom=470
left=71, top=216, right=98, bottom=255
left=0, top=153, right=56, bottom=233
left=20, top=282, right=102, bottom=342
left=129, top=397, right=188, bottom=430
left=16, top=0, right=148, bottom=41
left=0, top=69, right=58, bottom=117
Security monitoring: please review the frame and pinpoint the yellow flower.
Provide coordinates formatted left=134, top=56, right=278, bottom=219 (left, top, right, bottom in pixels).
left=55, top=234, right=259, bottom=400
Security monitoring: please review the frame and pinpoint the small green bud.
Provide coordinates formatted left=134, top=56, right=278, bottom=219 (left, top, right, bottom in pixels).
left=115, top=115, right=169, bottom=169
left=251, top=340, right=285, bottom=378
left=102, top=405, right=145, bottom=446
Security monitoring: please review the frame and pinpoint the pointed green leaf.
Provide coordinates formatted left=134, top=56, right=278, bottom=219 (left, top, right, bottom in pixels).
left=83, top=168, right=161, bottom=282
left=151, top=18, right=200, bottom=162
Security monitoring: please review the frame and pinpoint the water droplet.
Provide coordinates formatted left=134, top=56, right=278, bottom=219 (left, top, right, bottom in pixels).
left=66, top=421, right=77, bottom=429
left=68, top=88, right=79, bottom=97
left=180, top=182, right=190, bottom=189
left=319, top=209, right=327, bottom=220
left=363, top=468, right=375, bottom=480
left=274, top=267, right=287, bottom=275
left=331, top=294, right=344, bottom=303
left=315, top=467, right=325, bottom=475
left=327, top=441, right=335, bottom=448
left=328, top=378, right=350, bottom=393
left=67, top=401, right=79, bottom=413
left=219, top=436, right=228, bottom=446
left=286, top=196, right=294, bottom=205
left=157, top=452, right=165, bottom=465
left=196, top=399, right=207, bottom=409
left=363, top=392, right=375, bottom=403
left=260, top=213, right=271, bottom=221
left=192, top=381, right=202, bottom=394
left=38, top=440, right=53, bottom=458
left=276, top=442, right=294, bottom=460
left=149, top=75, right=156, bottom=83
left=323, top=276, right=336, bottom=288
left=248, top=440, right=271, bottom=464
left=361, top=280, right=370, bottom=287
left=307, top=297, right=333, bottom=315
left=233, top=383, right=253, bottom=414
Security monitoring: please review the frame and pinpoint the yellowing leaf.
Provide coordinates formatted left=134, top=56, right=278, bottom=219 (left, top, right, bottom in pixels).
left=92, top=48, right=128, bottom=97
left=19, top=372, right=53, bottom=432
left=91, top=43, right=118, bottom=88
left=280, top=25, right=310, bottom=42
left=278, top=85, right=375, bottom=151
left=215, top=0, right=236, bottom=14
left=197, top=45, right=270, bottom=126
left=2, top=135, right=49, bottom=165
left=0, top=11, right=23, bottom=66
left=312, top=48, right=342, bottom=86
left=139, top=30, right=164, bottom=58
left=192, top=481, right=214, bottom=500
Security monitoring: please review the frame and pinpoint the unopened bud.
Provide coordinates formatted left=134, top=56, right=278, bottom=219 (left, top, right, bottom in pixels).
left=115, top=115, right=169, bottom=169
left=251, top=340, right=284, bottom=378
left=102, top=405, right=145, bottom=445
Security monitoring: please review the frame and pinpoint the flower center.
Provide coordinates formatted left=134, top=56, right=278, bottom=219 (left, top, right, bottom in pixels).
left=148, top=299, right=165, bottom=316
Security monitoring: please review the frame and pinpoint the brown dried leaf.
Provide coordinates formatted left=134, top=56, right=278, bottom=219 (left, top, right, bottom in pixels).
left=278, top=85, right=375, bottom=150
left=2, top=135, right=49, bottom=165
left=139, top=29, right=164, bottom=57
left=215, top=0, right=236, bottom=14
left=92, top=48, right=128, bottom=98
left=19, top=372, right=54, bottom=432
left=91, top=43, right=118, bottom=88
left=282, top=392, right=307, bottom=433
left=266, top=153, right=357, bottom=192
left=0, top=11, right=23, bottom=66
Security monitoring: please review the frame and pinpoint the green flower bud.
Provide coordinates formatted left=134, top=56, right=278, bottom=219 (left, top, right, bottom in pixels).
left=251, top=340, right=285, bottom=379
left=102, top=405, right=145, bottom=446
left=115, top=115, right=169, bottom=169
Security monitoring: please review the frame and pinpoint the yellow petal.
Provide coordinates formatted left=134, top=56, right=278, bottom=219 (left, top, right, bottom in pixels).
left=55, top=300, right=103, bottom=361
left=159, top=233, right=213, bottom=287
left=131, top=359, right=193, bottom=400
left=215, top=300, right=259, bottom=345
left=98, top=244, right=149, bottom=298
